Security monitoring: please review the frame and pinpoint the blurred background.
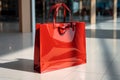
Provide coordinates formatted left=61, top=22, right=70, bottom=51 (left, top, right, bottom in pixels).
left=0, top=0, right=119, bottom=32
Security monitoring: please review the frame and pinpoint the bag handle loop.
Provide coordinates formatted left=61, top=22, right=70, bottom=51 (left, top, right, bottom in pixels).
left=53, top=3, right=72, bottom=25
left=48, top=3, right=75, bottom=35
left=48, top=3, right=72, bottom=25
left=48, top=3, right=67, bottom=23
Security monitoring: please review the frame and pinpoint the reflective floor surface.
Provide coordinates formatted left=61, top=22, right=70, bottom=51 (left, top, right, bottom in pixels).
left=0, top=20, right=120, bottom=80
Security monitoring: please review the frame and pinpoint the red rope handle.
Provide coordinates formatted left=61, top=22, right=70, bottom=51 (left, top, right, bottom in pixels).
left=48, top=3, right=72, bottom=24
left=53, top=3, right=72, bottom=27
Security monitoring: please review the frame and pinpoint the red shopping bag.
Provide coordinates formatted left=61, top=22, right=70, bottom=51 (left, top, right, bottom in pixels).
left=34, top=3, right=86, bottom=73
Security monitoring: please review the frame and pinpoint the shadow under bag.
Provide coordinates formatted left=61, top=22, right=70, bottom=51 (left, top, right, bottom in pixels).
left=34, top=3, right=86, bottom=73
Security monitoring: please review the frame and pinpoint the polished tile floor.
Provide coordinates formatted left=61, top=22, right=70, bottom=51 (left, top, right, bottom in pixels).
left=0, top=20, right=120, bottom=80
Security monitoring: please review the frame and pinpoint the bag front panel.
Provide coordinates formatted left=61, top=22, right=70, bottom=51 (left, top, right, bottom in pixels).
left=39, top=22, right=86, bottom=72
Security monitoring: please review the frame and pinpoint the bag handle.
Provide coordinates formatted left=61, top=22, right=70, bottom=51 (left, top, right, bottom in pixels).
left=48, top=3, right=67, bottom=22
left=53, top=3, right=75, bottom=35
left=48, top=3, right=75, bottom=35
left=53, top=3, right=72, bottom=25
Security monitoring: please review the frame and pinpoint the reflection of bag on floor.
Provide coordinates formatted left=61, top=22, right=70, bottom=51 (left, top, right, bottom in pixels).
left=34, top=3, right=86, bottom=73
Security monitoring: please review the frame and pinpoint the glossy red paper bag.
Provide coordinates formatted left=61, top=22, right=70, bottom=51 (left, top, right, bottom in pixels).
left=34, top=3, right=86, bottom=73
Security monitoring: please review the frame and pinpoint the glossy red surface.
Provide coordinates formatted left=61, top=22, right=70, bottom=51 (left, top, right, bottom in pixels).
left=34, top=3, right=86, bottom=73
